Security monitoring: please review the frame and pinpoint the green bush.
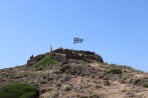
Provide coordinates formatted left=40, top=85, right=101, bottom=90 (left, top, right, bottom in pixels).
left=107, top=68, right=122, bottom=74
left=34, top=54, right=54, bottom=70
left=143, top=83, right=148, bottom=88
left=0, top=83, right=39, bottom=98
left=89, top=94, right=100, bottom=98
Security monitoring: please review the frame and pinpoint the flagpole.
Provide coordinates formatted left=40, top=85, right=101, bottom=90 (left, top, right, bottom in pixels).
left=73, top=38, right=74, bottom=49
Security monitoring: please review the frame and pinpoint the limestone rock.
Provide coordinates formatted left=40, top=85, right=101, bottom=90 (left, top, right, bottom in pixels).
left=52, top=53, right=67, bottom=64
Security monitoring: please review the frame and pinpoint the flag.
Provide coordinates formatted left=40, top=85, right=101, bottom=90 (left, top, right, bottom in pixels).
left=74, top=37, right=84, bottom=44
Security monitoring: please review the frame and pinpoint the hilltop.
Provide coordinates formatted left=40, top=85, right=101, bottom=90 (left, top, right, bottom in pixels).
left=0, top=48, right=148, bottom=98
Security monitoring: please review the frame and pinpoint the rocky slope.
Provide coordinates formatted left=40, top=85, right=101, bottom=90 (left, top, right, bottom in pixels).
left=0, top=48, right=148, bottom=98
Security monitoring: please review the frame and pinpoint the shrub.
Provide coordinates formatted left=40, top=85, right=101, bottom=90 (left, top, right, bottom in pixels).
left=143, top=83, right=148, bottom=88
left=0, top=83, right=39, bottom=98
left=89, top=94, right=100, bottom=98
left=37, top=79, right=47, bottom=84
left=79, top=94, right=100, bottom=98
left=132, top=78, right=141, bottom=85
left=60, top=64, right=71, bottom=73
left=107, top=68, right=122, bottom=74
left=15, top=73, right=33, bottom=78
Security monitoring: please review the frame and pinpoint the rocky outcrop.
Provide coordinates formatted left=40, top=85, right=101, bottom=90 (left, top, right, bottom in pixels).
left=27, top=54, right=46, bottom=66
left=52, top=53, right=68, bottom=64
left=53, top=48, right=103, bottom=63
left=26, top=48, right=103, bottom=66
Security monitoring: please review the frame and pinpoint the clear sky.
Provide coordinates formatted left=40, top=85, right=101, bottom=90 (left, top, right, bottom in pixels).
left=0, top=0, right=148, bottom=72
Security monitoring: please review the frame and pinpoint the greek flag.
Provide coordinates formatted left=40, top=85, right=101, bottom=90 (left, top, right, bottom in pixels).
left=74, top=37, right=84, bottom=44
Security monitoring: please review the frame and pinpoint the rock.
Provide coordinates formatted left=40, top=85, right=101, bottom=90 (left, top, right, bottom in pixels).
left=41, top=88, right=48, bottom=94
left=43, top=73, right=55, bottom=82
left=89, top=94, right=101, bottom=98
left=59, top=75, right=70, bottom=83
left=95, top=85, right=102, bottom=89
left=79, top=95, right=89, bottom=98
left=52, top=53, right=68, bottom=64
left=27, top=60, right=37, bottom=66
left=99, top=73, right=111, bottom=80
left=125, top=92, right=135, bottom=97
left=98, top=72, right=107, bottom=79
left=103, top=79, right=110, bottom=85
left=122, top=73, right=133, bottom=80
left=54, top=75, right=62, bottom=82
left=63, top=76, right=71, bottom=81
left=27, top=54, right=46, bottom=66
left=50, top=92, right=59, bottom=98
left=47, top=77, right=54, bottom=81
left=55, top=83, right=62, bottom=87
left=0, top=77, right=6, bottom=82
left=63, top=84, right=73, bottom=91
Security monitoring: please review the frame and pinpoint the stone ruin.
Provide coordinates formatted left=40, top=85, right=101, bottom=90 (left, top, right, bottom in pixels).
left=27, top=48, right=104, bottom=66
left=27, top=54, right=47, bottom=66
left=53, top=48, right=103, bottom=63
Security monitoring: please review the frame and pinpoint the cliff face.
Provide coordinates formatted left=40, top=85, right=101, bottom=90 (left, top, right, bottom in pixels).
left=0, top=48, right=148, bottom=98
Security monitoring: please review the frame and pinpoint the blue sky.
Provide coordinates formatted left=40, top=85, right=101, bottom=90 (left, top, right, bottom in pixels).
left=0, top=0, right=148, bottom=72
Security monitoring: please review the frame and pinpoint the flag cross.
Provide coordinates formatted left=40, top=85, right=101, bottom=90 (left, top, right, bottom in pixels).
left=74, top=37, right=84, bottom=44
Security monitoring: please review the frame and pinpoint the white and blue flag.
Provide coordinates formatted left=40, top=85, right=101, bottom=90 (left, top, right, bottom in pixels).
left=74, top=37, right=84, bottom=44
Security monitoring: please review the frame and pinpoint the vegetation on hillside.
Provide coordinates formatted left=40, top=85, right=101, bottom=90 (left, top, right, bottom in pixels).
left=143, top=83, right=148, bottom=88
left=107, top=68, right=122, bottom=74
left=33, top=54, right=54, bottom=70
left=0, top=83, right=39, bottom=98
left=0, top=49, right=147, bottom=98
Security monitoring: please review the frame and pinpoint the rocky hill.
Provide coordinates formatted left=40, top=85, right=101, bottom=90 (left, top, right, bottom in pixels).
left=0, top=48, right=148, bottom=98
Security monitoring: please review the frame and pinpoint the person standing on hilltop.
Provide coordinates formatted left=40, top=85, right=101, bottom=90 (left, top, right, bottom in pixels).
left=30, top=55, right=34, bottom=59
left=50, top=46, right=52, bottom=53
